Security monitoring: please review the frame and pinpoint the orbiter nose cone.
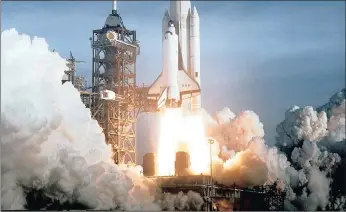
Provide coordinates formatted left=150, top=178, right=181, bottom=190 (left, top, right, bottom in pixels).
left=168, top=20, right=174, bottom=27
left=167, top=20, right=176, bottom=34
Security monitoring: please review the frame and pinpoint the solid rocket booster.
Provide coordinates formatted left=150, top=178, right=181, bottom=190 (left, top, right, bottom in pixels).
left=162, top=10, right=170, bottom=42
left=189, top=6, right=201, bottom=111
left=148, top=0, right=202, bottom=112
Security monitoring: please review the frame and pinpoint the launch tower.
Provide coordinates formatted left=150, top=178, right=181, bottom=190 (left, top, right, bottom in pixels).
left=90, top=1, right=140, bottom=165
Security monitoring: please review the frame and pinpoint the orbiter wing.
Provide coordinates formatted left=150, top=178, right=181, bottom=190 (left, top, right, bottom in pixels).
left=147, top=70, right=201, bottom=108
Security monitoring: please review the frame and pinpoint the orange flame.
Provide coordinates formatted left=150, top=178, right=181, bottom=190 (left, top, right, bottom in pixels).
left=156, top=108, right=211, bottom=176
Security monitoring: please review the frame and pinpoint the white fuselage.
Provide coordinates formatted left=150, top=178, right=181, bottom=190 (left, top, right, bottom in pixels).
left=149, top=0, right=201, bottom=113
left=162, top=24, right=180, bottom=105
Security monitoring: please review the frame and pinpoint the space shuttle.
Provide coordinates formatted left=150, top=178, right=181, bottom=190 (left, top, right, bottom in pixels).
left=148, top=0, right=201, bottom=113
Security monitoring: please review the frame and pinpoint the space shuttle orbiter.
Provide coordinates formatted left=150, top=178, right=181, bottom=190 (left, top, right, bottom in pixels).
left=148, top=0, right=201, bottom=113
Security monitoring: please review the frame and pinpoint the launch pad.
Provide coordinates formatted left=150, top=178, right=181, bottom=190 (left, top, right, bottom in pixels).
left=149, top=175, right=285, bottom=211
left=143, top=152, right=285, bottom=211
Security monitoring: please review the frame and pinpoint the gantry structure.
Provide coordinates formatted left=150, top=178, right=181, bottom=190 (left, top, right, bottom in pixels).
left=82, top=8, right=156, bottom=165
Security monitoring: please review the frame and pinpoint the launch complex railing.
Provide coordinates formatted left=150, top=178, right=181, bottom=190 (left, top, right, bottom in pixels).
left=148, top=175, right=285, bottom=211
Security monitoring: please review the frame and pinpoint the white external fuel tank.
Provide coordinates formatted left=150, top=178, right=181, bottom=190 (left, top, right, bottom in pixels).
left=162, top=23, right=180, bottom=103
left=170, top=0, right=191, bottom=71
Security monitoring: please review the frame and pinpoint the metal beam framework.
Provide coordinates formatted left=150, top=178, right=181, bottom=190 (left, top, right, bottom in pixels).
left=90, top=27, right=139, bottom=165
left=65, top=51, right=85, bottom=87
left=135, top=84, right=158, bottom=114
left=151, top=175, right=285, bottom=211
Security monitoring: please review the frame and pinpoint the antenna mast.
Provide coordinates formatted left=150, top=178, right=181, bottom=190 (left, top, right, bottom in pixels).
left=112, top=0, right=117, bottom=14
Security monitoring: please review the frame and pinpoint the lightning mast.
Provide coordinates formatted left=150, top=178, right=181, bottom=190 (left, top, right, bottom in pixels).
left=65, top=51, right=85, bottom=85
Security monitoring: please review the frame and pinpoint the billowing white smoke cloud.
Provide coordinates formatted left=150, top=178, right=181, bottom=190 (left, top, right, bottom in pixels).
left=319, top=99, right=346, bottom=157
left=157, top=191, right=204, bottom=211
left=318, top=89, right=346, bottom=118
left=215, top=107, right=235, bottom=124
left=276, top=106, right=328, bottom=149
left=327, top=100, right=345, bottom=142
left=212, top=149, right=269, bottom=187
left=202, top=109, right=283, bottom=188
left=278, top=97, right=345, bottom=211
left=208, top=110, right=265, bottom=153
left=202, top=88, right=345, bottom=211
left=0, top=29, right=161, bottom=210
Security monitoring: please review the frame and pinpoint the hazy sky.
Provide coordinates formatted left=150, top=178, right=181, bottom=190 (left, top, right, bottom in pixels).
left=2, top=1, right=345, bottom=145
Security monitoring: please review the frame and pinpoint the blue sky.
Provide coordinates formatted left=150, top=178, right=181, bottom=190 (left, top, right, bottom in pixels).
left=2, top=1, right=345, bottom=145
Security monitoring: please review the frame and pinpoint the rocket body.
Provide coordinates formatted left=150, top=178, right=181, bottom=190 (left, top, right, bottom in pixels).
left=189, top=7, right=201, bottom=111
left=148, top=0, right=201, bottom=113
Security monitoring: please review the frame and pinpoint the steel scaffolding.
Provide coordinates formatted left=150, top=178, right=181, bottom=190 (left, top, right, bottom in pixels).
left=64, top=51, right=85, bottom=86
left=151, top=175, right=285, bottom=211
left=89, top=14, right=140, bottom=164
